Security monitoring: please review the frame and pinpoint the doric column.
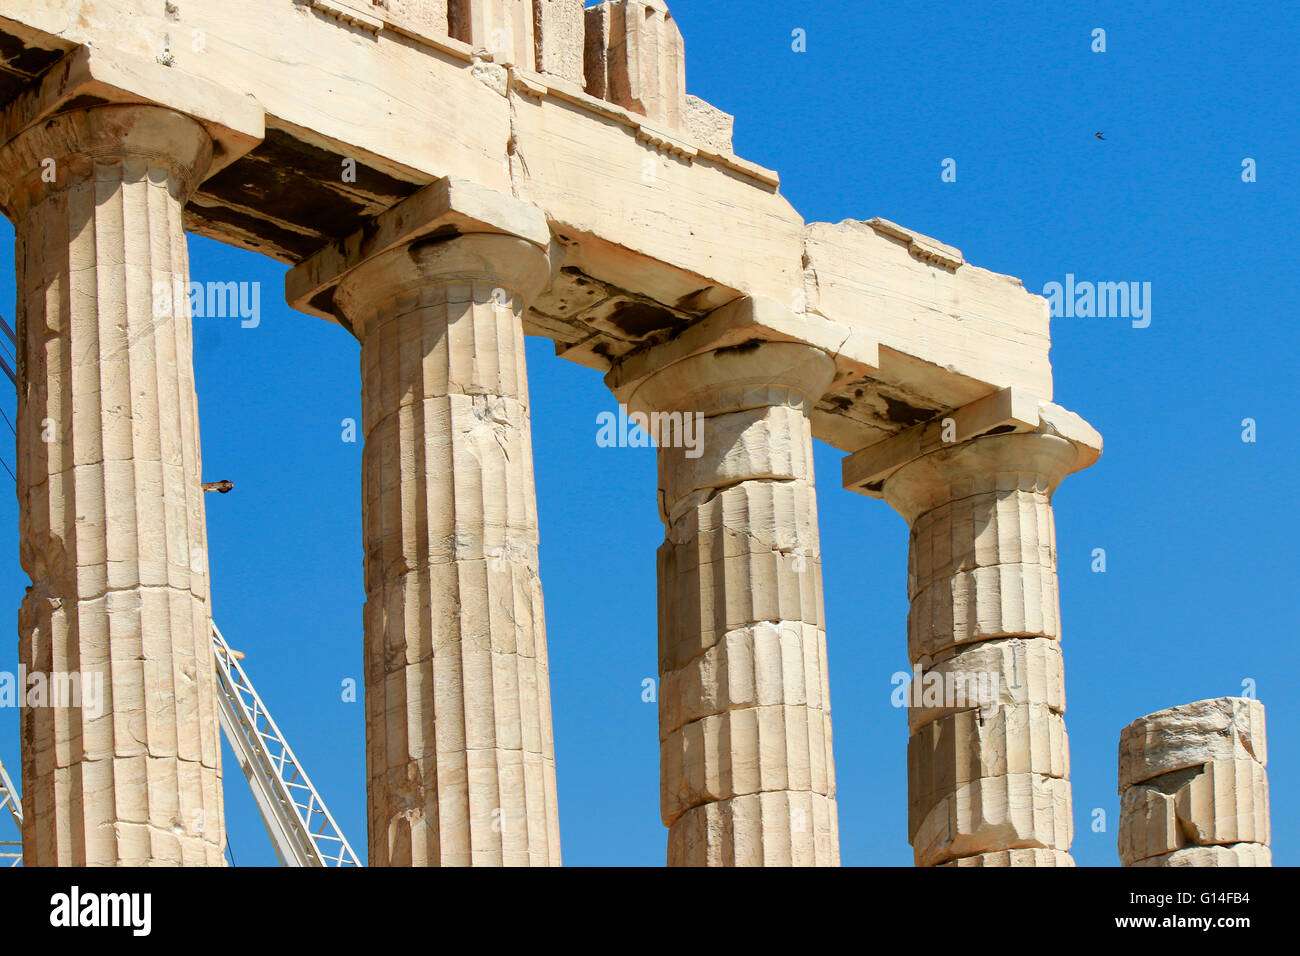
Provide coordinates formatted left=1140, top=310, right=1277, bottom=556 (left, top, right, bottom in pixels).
left=1119, top=697, right=1271, bottom=867
left=612, top=325, right=840, bottom=866
left=312, top=187, right=560, bottom=865
left=0, top=105, right=226, bottom=865
left=845, top=391, right=1101, bottom=867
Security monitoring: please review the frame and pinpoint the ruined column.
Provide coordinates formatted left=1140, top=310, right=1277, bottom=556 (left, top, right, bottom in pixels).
left=0, top=105, right=226, bottom=865
left=585, top=1, right=688, bottom=128
left=449, top=0, right=534, bottom=68
left=1119, top=697, right=1270, bottom=867
left=327, top=213, right=561, bottom=866
left=618, top=338, right=840, bottom=866
left=847, top=396, right=1101, bottom=867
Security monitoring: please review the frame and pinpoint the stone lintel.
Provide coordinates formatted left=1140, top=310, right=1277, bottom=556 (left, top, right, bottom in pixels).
left=604, top=295, right=880, bottom=406
left=842, top=387, right=1103, bottom=496
left=286, top=177, right=552, bottom=323
left=0, top=44, right=264, bottom=180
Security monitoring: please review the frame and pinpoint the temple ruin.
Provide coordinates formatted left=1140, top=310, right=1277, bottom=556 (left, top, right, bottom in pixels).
left=0, top=1, right=1268, bottom=866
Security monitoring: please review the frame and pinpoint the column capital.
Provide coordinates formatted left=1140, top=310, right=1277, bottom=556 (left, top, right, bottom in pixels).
left=286, top=176, right=553, bottom=338
left=883, top=431, right=1080, bottom=524
left=625, top=339, right=836, bottom=420
left=333, top=232, right=552, bottom=342
left=605, top=295, right=877, bottom=417
left=843, top=387, right=1102, bottom=522
left=0, top=105, right=214, bottom=219
left=0, top=45, right=264, bottom=220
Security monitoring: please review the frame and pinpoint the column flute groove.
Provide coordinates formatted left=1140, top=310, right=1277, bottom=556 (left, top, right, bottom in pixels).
left=0, top=105, right=227, bottom=866
left=882, top=431, right=1083, bottom=867
left=616, top=335, right=841, bottom=866
left=334, top=227, right=561, bottom=866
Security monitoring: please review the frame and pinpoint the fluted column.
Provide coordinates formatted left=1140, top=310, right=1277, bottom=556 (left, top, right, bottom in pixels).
left=1119, top=697, right=1271, bottom=867
left=333, top=232, right=560, bottom=866
left=880, top=431, right=1080, bottom=867
left=625, top=341, right=839, bottom=866
left=0, top=105, right=225, bottom=865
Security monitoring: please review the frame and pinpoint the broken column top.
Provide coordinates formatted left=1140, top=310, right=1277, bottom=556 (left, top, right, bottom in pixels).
left=1118, top=697, right=1267, bottom=794
left=585, top=0, right=689, bottom=131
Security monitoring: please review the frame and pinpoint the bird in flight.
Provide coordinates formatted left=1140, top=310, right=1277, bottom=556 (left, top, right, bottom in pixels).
left=203, top=480, right=235, bottom=494
left=1095, top=132, right=1105, bottom=140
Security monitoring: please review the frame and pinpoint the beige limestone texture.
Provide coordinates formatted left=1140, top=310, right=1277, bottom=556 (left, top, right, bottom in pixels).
left=0, top=1, right=1116, bottom=870
left=453, top=0, right=535, bottom=69
left=585, top=1, right=686, bottom=129
left=532, top=0, right=586, bottom=82
left=939, top=848, right=1075, bottom=868
left=380, top=1, right=454, bottom=43
left=685, top=94, right=734, bottom=154
left=909, top=704, right=1070, bottom=839
left=1130, top=844, right=1272, bottom=868
left=1118, top=761, right=1270, bottom=865
left=1119, top=697, right=1267, bottom=792
left=1, top=1, right=1066, bottom=450
left=1118, top=698, right=1270, bottom=868
left=0, top=105, right=226, bottom=866
left=618, top=337, right=840, bottom=866
left=804, top=220, right=1053, bottom=401
left=907, top=637, right=1066, bottom=732
left=911, top=773, right=1073, bottom=868
left=333, top=229, right=561, bottom=866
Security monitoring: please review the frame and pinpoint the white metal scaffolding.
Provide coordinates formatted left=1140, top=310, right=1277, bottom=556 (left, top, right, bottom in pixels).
left=212, top=624, right=361, bottom=867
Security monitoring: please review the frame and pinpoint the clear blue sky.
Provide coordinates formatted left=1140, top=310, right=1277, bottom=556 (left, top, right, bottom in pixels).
left=1, top=0, right=1296, bottom=866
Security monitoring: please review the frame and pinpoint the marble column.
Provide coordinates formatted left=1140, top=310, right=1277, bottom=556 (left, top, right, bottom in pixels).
left=627, top=341, right=840, bottom=866
left=1119, top=697, right=1270, bottom=867
left=0, top=105, right=225, bottom=865
left=880, top=431, right=1079, bottom=867
left=333, top=231, right=561, bottom=866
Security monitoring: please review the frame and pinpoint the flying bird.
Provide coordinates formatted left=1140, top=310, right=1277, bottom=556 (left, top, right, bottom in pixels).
left=1095, top=132, right=1105, bottom=140
left=202, top=480, right=235, bottom=494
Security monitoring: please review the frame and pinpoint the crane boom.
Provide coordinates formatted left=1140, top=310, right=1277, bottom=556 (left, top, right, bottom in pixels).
left=212, top=624, right=361, bottom=866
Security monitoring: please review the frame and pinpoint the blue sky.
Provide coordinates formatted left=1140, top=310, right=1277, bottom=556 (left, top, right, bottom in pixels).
left=1, top=0, right=1296, bottom=866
